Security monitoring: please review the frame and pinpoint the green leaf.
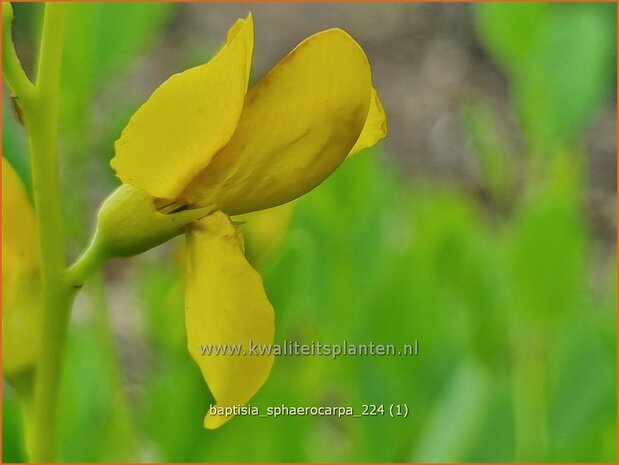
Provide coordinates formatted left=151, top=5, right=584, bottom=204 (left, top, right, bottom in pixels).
left=475, top=3, right=616, bottom=152
left=507, top=154, right=587, bottom=321
left=460, top=101, right=515, bottom=203
left=516, top=4, right=616, bottom=152
left=475, top=3, right=548, bottom=73
left=413, top=361, right=492, bottom=462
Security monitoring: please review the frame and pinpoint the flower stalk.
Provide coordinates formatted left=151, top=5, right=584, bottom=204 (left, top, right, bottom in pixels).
left=3, top=3, right=71, bottom=461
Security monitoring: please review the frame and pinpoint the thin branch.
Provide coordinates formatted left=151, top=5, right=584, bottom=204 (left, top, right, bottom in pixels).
left=2, top=2, right=36, bottom=105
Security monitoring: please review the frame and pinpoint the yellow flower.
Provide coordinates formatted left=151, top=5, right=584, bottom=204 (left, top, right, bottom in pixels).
left=105, top=14, right=386, bottom=429
left=2, top=158, right=41, bottom=381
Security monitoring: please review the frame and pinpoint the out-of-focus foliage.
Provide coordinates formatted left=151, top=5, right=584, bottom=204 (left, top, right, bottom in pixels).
left=61, top=3, right=173, bottom=136
left=476, top=2, right=616, bottom=152
left=2, top=2, right=616, bottom=463
left=2, top=97, right=29, bottom=190
left=61, top=3, right=174, bottom=242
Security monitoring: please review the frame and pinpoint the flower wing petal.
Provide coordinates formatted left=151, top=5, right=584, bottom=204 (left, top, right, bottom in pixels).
left=185, top=211, right=275, bottom=429
left=111, top=15, right=254, bottom=200
left=183, top=28, right=373, bottom=215
left=348, top=87, right=387, bottom=157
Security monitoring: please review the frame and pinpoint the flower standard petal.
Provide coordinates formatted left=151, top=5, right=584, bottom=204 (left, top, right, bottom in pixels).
left=348, top=87, right=388, bottom=157
left=111, top=15, right=254, bottom=201
left=182, top=28, right=373, bottom=215
left=185, top=211, right=275, bottom=429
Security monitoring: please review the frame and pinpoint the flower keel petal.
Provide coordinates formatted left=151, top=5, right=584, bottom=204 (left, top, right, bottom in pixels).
left=185, top=211, right=275, bottom=429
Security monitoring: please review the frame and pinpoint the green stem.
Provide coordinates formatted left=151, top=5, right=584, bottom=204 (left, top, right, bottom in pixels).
left=19, top=4, right=69, bottom=462
left=4, top=3, right=121, bottom=460
left=66, top=237, right=108, bottom=287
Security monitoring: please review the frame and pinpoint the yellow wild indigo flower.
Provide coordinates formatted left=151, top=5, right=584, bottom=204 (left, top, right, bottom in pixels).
left=2, top=158, right=41, bottom=382
left=93, top=14, right=386, bottom=429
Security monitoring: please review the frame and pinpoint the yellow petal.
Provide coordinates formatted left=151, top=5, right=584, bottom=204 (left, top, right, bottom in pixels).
left=2, top=157, right=38, bottom=279
left=2, top=158, right=41, bottom=377
left=2, top=269, right=41, bottom=378
left=348, top=87, right=387, bottom=157
left=182, top=28, right=373, bottom=215
left=185, top=211, right=275, bottom=429
left=110, top=15, right=254, bottom=200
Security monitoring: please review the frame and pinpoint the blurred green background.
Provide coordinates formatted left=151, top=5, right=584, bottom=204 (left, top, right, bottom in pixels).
left=2, top=2, right=616, bottom=462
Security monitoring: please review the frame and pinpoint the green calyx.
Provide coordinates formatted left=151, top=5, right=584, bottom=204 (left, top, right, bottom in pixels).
left=67, top=184, right=212, bottom=286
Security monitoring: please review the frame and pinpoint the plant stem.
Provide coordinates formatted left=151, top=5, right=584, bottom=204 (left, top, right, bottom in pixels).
left=1, top=3, right=36, bottom=105
left=66, top=237, right=108, bottom=287
left=20, top=3, right=69, bottom=461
